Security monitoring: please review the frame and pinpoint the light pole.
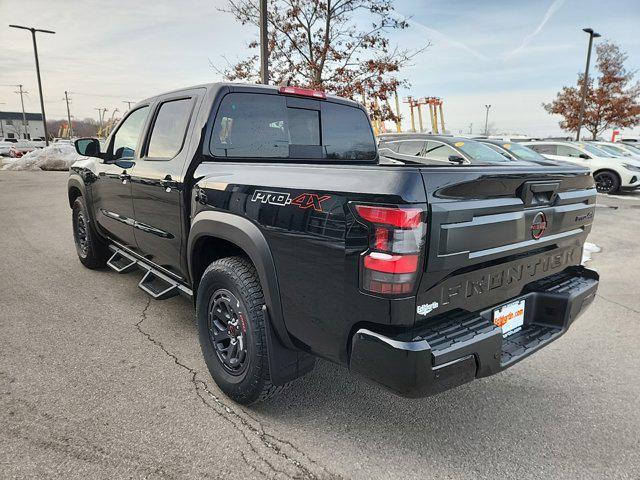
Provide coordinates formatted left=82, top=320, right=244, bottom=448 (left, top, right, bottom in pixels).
left=259, top=0, right=269, bottom=84
left=484, top=105, right=491, bottom=135
left=576, top=27, right=601, bottom=141
left=9, top=25, right=55, bottom=146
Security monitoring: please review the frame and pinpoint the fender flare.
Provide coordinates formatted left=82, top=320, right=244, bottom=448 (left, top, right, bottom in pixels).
left=67, top=175, right=87, bottom=208
left=187, top=210, right=294, bottom=349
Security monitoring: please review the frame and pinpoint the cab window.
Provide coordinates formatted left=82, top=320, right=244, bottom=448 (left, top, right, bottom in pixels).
left=110, top=106, right=150, bottom=160
left=147, top=98, right=193, bottom=159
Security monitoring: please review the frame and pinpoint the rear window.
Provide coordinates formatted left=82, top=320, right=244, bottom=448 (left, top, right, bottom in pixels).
left=210, top=92, right=376, bottom=161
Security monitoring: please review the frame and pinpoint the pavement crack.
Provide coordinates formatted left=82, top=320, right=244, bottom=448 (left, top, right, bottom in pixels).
left=596, top=294, right=640, bottom=315
left=134, top=298, right=336, bottom=480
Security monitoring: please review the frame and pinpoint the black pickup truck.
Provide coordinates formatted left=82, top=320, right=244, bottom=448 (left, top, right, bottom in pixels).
left=68, top=83, right=599, bottom=405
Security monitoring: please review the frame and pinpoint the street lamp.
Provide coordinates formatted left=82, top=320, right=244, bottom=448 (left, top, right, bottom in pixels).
left=484, top=105, right=491, bottom=135
left=576, top=27, right=601, bottom=141
left=9, top=24, right=56, bottom=146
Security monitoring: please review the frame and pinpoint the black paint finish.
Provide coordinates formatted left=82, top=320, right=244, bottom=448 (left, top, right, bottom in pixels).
left=68, top=82, right=599, bottom=395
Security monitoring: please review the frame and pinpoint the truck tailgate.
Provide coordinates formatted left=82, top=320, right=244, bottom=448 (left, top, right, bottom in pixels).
left=416, top=165, right=596, bottom=322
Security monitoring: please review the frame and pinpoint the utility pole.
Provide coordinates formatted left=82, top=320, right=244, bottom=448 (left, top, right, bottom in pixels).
left=64, top=91, right=73, bottom=138
left=95, top=107, right=107, bottom=136
left=9, top=25, right=56, bottom=146
left=0, top=101, right=5, bottom=137
left=13, top=85, right=29, bottom=139
left=484, top=105, right=491, bottom=135
left=259, top=0, right=269, bottom=84
left=576, top=28, right=601, bottom=141
left=122, top=100, right=134, bottom=111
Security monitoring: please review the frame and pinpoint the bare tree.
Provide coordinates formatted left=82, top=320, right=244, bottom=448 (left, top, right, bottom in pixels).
left=215, top=0, right=427, bottom=120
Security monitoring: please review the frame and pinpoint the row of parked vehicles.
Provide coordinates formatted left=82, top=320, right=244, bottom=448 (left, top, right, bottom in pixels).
left=377, top=134, right=640, bottom=194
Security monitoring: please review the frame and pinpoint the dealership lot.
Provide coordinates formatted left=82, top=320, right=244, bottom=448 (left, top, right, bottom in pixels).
left=0, top=171, right=639, bottom=479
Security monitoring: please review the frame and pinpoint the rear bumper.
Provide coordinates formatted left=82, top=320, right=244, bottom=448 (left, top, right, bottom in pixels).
left=349, top=266, right=599, bottom=398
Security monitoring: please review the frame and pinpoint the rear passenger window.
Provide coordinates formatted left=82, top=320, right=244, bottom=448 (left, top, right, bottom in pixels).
left=556, top=145, right=583, bottom=158
left=397, top=140, right=424, bottom=156
left=424, top=141, right=457, bottom=162
left=147, top=98, right=193, bottom=159
left=530, top=144, right=557, bottom=155
left=210, top=92, right=376, bottom=161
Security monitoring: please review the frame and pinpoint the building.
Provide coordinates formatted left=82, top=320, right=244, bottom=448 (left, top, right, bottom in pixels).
left=0, top=111, right=44, bottom=140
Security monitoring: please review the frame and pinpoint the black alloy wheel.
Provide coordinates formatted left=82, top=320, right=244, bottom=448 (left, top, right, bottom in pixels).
left=208, top=288, right=249, bottom=375
left=594, top=171, right=620, bottom=194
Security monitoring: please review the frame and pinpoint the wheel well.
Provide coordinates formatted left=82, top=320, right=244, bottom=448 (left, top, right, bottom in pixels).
left=593, top=168, right=621, bottom=184
left=191, top=236, right=249, bottom=292
left=68, top=186, right=82, bottom=208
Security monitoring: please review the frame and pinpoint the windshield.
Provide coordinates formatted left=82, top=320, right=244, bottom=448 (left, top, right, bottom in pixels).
left=578, top=143, right=616, bottom=157
left=501, top=142, right=547, bottom=161
left=621, top=143, right=640, bottom=155
left=454, top=139, right=511, bottom=162
left=598, top=144, right=633, bottom=157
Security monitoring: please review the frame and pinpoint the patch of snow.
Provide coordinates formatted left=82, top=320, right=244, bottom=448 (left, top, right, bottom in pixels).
left=581, top=242, right=602, bottom=266
left=2, top=143, right=86, bottom=171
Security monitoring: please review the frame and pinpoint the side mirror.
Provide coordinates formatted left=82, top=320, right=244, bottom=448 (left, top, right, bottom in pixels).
left=448, top=154, right=465, bottom=164
left=579, top=153, right=590, bottom=159
left=75, top=138, right=102, bottom=158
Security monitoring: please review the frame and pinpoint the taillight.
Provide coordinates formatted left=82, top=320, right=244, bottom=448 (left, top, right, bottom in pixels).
left=354, top=204, right=426, bottom=296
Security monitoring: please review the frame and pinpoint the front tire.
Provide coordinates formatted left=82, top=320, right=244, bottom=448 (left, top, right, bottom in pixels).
left=72, top=197, right=108, bottom=269
left=196, top=256, right=284, bottom=405
left=594, top=170, right=621, bottom=194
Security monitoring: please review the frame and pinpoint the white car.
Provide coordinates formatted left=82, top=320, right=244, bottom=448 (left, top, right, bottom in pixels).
left=590, top=141, right=640, bottom=160
left=523, top=141, right=640, bottom=194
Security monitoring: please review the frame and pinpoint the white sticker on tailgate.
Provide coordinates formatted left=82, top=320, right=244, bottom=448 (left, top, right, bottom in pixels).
left=493, top=300, right=525, bottom=337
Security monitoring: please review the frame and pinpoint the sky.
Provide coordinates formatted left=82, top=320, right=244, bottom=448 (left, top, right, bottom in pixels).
left=0, top=0, right=639, bottom=138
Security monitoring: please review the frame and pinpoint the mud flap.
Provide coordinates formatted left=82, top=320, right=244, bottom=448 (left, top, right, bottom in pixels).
left=262, top=305, right=315, bottom=386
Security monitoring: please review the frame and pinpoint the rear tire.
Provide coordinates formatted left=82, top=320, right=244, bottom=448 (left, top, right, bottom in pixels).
left=196, top=256, right=285, bottom=405
left=72, top=197, right=108, bottom=269
left=594, top=170, right=620, bottom=194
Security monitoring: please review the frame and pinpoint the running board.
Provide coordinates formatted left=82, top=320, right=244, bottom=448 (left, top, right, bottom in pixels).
left=107, top=250, right=138, bottom=273
left=138, top=270, right=179, bottom=300
left=107, top=245, right=193, bottom=300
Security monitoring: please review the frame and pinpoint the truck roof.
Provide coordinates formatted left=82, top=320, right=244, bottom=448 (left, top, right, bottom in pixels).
left=136, top=82, right=362, bottom=109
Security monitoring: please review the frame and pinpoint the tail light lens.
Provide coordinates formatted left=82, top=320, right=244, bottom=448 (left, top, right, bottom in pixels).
left=354, top=204, right=426, bottom=295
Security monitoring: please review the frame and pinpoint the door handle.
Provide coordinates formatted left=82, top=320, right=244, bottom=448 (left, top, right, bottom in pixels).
left=160, top=175, right=179, bottom=191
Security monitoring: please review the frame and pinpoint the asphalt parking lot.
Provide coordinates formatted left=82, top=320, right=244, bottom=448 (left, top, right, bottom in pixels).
left=1, top=171, right=639, bottom=479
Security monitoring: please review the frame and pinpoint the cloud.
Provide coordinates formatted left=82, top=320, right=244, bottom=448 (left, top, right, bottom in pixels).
left=505, top=0, right=566, bottom=58
left=391, top=11, right=489, bottom=61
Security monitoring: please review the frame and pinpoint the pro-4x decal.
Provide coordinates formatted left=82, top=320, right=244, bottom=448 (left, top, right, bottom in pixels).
left=251, top=190, right=331, bottom=212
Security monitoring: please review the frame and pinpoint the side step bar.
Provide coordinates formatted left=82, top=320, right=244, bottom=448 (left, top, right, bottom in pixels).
left=107, top=250, right=138, bottom=273
left=107, top=245, right=193, bottom=300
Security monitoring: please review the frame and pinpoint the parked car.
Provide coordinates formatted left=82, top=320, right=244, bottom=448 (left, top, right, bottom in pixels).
left=523, top=141, right=640, bottom=193
left=477, top=139, right=560, bottom=165
left=589, top=141, right=640, bottom=160
left=8, top=141, right=37, bottom=158
left=377, top=133, right=517, bottom=164
left=68, top=83, right=598, bottom=405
